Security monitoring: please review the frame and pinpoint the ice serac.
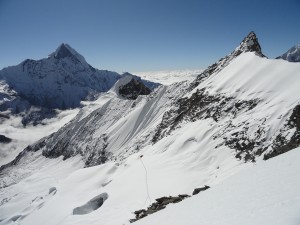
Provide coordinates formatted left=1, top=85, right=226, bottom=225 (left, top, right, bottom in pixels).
left=276, top=44, right=300, bottom=62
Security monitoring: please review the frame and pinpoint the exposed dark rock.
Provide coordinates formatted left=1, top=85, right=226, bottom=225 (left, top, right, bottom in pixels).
left=264, top=105, right=300, bottom=160
left=21, top=108, right=56, bottom=126
left=189, top=31, right=265, bottom=90
left=53, top=44, right=75, bottom=59
left=152, top=88, right=258, bottom=146
left=48, top=187, right=57, bottom=195
left=0, top=135, right=12, bottom=143
left=119, top=78, right=151, bottom=100
left=152, top=86, right=265, bottom=162
left=85, top=134, right=110, bottom=167
left=192, top=185, right=210, bottom=195
left=0, top=113, right=10, bottom=119
left=0, top=148, right=29, bottom=172
left=239, top=31, right=264, bottom=56
left=130, top=194, right=190, bottom=223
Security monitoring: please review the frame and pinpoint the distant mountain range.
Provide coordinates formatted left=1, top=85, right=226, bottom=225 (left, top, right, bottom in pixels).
left=0, top=32, right=300, bottom=225
left=0, top=44, right=159, bottom=124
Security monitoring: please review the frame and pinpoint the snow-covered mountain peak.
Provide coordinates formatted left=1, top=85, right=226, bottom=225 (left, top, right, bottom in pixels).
left=234, top=31, right=264, bottom=57
left=48, top=43, right=90, bottom=68
left=276, top=44, right=300, bottom=62
left=51, top=43, right=74, bottom=59
left=1, top=33, right=300, bottom=225
left=190, top=31, right=265, bottom=89
left=0, top=44, right=122, bottom=122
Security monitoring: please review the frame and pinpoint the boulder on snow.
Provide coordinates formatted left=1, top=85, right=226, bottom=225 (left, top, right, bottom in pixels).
left=0, top=134, right=12, bottom=143
left=192, top=185, right=210, bottom=195
left=130, top=194, right=190, bottom=223
left=119, top=78, right=151, bottom=100
left=48, top=187, right=57, bottom=195
left=73, top=193, right=108, bottom=215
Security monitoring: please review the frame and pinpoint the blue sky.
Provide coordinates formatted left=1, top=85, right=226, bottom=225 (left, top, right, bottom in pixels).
left=0, top=0, right=299, bottom=72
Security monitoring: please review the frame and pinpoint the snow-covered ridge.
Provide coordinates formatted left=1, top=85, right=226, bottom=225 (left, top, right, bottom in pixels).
left=153, top=52, right=300, bottom=161
left=190, top=31, right=264, bottom=90
left=1, top=32, right=300, bottom=225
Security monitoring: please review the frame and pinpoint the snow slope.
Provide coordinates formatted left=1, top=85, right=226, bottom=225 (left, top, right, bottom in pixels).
left=135, top=147, right=300, bottom=225
left=153, top=52, right=300, bottom=162
left=1, top=32, right=300, bottom=225
left=0, top=120, right=249, bottom=225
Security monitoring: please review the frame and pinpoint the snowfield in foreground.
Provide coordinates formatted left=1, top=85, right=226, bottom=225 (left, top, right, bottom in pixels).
left=135, top=148, right=300, bottom=225
left=1, top=145, right=299, bottom=225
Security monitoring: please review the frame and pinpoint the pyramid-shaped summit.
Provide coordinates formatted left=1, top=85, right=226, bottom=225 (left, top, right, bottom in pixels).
left=190, top=31, right=265, bottom=88
left=52, top=43, right=75, bottom=59
left=235, top=31, right=264, bottom=57
left=48, top=43, right=91, bottom=68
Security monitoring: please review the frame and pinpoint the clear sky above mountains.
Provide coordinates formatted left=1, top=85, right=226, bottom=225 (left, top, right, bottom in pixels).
left=0, top=0, right=299, bottom=72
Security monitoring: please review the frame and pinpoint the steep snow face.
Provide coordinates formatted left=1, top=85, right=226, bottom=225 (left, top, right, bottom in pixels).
left=277, top=44, right=300, bottom=62
left=135, top=148, right=300, bottom=225
left=18, top=81, right=189, bottom=167
left=190, top=31, right=265, bottom=89
left=0, top=44, right=121, bottom=112
left=153, top=52, right=300, bottom=161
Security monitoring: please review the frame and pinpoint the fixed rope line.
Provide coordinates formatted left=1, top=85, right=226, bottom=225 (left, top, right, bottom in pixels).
left=140, top=155, right=152, bottom=206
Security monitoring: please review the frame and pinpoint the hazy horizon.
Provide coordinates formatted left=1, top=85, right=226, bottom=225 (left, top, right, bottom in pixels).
left=0, top=0, right=299, bottom=72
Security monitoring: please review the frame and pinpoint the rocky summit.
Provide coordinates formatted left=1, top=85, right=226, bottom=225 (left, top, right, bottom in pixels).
left=0, top=32, right=300, bottom=225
